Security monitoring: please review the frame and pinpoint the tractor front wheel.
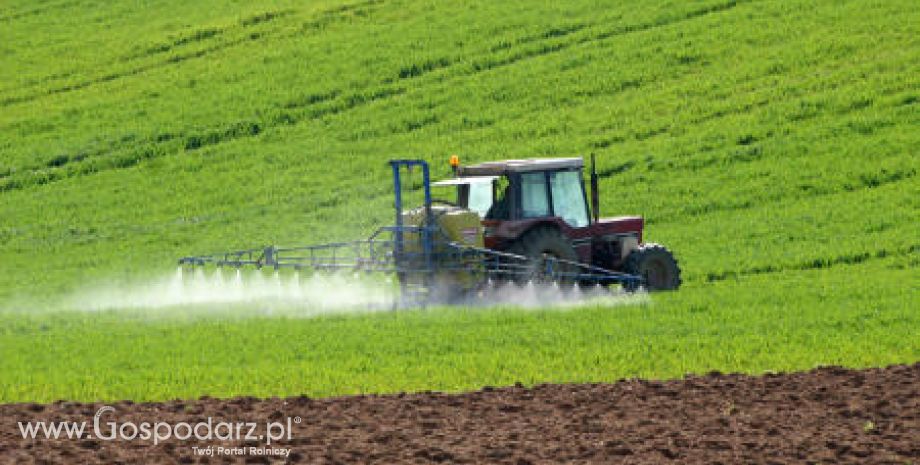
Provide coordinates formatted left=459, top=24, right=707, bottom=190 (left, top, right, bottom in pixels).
left=624, top=243, right=682, bottom=291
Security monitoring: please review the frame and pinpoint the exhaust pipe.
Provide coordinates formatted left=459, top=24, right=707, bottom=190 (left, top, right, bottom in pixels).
left=590, top=153, right=600, bottom=223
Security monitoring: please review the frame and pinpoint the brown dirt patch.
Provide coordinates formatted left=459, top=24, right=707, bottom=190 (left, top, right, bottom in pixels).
left=1, top=363, right=918, bottom=464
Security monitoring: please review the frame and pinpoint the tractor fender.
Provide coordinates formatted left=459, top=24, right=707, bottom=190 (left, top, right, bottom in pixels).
left=517, top=219, right=567, bottom=238
left=483, top=218, right=573, bottom=250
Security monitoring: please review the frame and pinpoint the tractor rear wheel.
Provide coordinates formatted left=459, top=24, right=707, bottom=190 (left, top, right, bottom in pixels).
left=624, top=243, right=681, bottom=291
left=507, top=226, right=578, bottom=284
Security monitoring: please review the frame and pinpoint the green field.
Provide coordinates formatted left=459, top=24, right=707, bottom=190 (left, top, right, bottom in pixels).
left=0, top=0, right=918, bottom=402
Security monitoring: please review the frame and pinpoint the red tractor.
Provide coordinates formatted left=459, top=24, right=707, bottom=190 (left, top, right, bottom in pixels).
left=433, top=156, right=681, bottom=290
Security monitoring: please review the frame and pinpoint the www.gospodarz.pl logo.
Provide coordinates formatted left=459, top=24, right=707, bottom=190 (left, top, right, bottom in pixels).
left=18, top=405, right=300, bottom=453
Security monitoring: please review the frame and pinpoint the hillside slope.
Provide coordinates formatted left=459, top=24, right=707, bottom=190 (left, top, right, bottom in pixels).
left=0, top=0, right=917, bottom=301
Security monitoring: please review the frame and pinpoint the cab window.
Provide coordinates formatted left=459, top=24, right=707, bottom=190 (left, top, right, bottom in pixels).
left=467, top=182, right=492, bottom=218
left=520, top=172, right=550, bottom=218
left=550, top=170, right=589, bottom=227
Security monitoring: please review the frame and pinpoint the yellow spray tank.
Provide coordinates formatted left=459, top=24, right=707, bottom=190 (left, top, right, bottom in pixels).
left=399, top=204, right=484, bottom=301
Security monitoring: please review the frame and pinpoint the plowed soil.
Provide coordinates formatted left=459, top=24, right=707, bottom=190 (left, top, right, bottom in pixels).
left=2, top=364, right=918, bottom=464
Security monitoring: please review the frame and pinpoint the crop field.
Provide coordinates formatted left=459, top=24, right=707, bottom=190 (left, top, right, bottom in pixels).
left=1, top=258, right=917, bottom=403
left=1, top=0, right=918, bottom=412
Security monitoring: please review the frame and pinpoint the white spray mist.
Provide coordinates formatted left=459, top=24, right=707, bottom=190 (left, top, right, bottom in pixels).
left=65, top=268, right=647, bottom=316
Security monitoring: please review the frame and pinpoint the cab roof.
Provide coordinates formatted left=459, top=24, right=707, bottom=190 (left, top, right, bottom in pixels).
left=457, top=157, right=583, bottom=176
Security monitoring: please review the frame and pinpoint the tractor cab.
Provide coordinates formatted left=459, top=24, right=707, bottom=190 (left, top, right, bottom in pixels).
left=433, top=158, right=590, bottom=226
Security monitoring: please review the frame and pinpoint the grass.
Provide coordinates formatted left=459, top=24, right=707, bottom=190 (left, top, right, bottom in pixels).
left=0, top=0, right=917, bottom=402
